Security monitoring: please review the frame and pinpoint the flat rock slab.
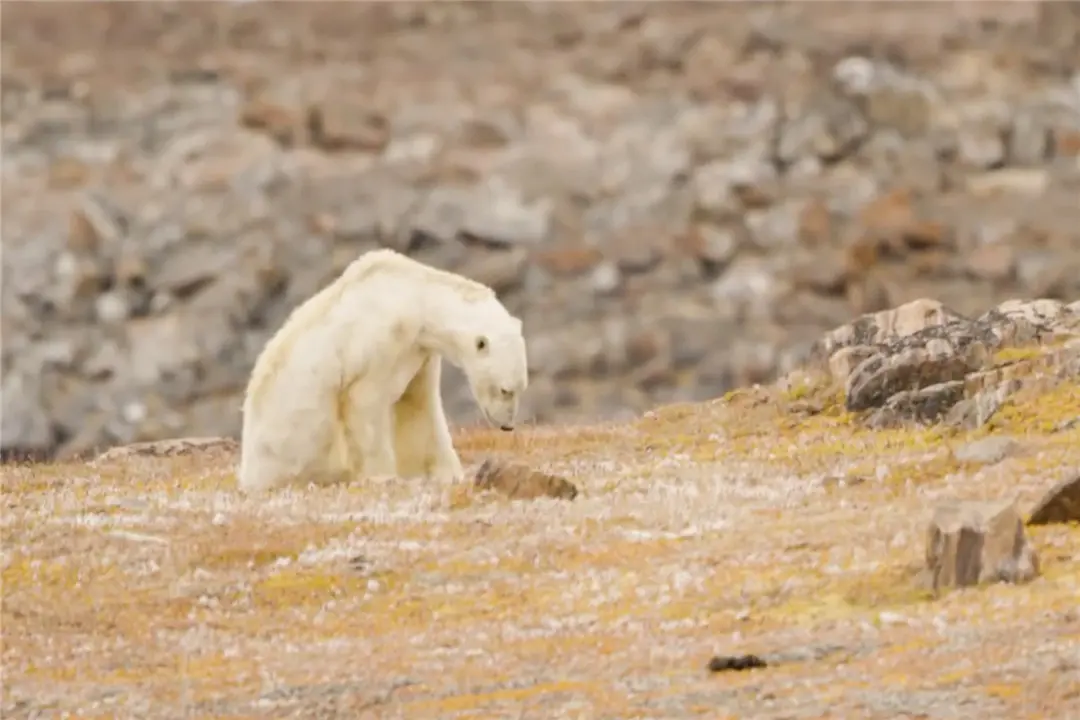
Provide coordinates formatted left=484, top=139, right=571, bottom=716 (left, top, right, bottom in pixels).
left=95, top=437, right=239, bottom=463
left=1028, top=474, right=1080, bottom=526
left=925, top=499, right=1040, bottom=594
left=472, top=458, right=579, bottom=501
left=952, top=435, right=1020, bottom=465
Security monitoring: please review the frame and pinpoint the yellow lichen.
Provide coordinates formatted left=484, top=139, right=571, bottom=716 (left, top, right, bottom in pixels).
left=992, top=345, right=1051, bottom=365
left=254, top=568, right=370, bottom=607
left=987, top=381, right=1080, bottom=434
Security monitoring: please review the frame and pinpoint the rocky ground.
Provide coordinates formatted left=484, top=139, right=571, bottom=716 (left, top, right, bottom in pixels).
left=3, top=2, right=1080, bottom=461
left=3, top=296, right=1080, bottom=719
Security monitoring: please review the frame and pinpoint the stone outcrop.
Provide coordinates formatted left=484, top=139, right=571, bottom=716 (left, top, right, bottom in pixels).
left=3, top=3, right=1080, bottom=460
left=793, top=298, right=1080, bottom=429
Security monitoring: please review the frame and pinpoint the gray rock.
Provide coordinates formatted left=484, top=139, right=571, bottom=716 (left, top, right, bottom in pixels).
left=53, top=251, right=111, bottom=321
left=745, top=199, right=803, bottom=252
left=988, top=297, right=1073, bottom=324
left=859, top=131, right=942, bottom=194
left=970, top=216, right=1020, bottom=246
left=810, top=298, right=970, bottom=364
left=777, top=92, right=868, bottom=164
left=1008, top=108, right=1051, bottom=166
left=859, top=71, right=936, bottom=138
left=725, top=150, right=780, bottom=208
left=952, top=435, right=1020, bottom=465
left=694, top=224, right=742, bottom=266
left=866, top=380, right=966, bottom=428
left=846, top=330, right=990, bottom=412
left=832, top=56, right=878, bottom=96
left=332, top=186, right=420, bottom=248
left=71, top=191, right=126, bottom=250
left=407, top=187, right=465, bottom=245
left=588, top=261, right=621, bottom=295
left=460, top=249, right=528, bottom=295
left=958, top=120, right=1007, bottom=169
left=945, top=384, right=1012, bottom=431
left=459, top=178, right=554, bottom=246
left=123, top=313, right=204, bottom=387
left=976, top=298, right=1076, bottom=346
left=966, top=168, right=1051, bottom=197
left=595, top=100, right=692, bottom=192
left=94, top=291, right=130, bottom=324
left=692, top=160, right=741, bottom=221
left=0, top=366, right=54, bottom=459
left=37, top=337, right=81, bottom=369
left=411, top=181, right=554, bottom=247
left=827, top=345, right=879, bottom=384
left=710, top=257, right=785, bottom=321
left=589, top=183, right=691, bottom=273
left=669, top=316, right=728, bottom=369
left=785, top=155, right=824, bottom=183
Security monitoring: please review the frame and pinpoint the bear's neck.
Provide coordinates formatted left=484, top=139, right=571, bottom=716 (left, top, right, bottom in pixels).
left=416, top=288, right=475, bottom=367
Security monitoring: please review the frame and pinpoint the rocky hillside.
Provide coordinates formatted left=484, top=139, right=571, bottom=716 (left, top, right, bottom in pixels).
left=3, top=2, right=1080, bottom=460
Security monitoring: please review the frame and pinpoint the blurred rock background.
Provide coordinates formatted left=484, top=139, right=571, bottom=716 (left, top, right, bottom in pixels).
left=2, top=1, right=1079, bottom=461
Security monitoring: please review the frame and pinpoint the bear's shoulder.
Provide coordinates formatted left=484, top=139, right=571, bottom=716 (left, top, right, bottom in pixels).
left=343, top=249, right=496, bottom=303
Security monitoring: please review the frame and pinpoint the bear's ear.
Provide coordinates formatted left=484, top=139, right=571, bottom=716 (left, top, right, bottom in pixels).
left=475, top=335, right=489, bottom=353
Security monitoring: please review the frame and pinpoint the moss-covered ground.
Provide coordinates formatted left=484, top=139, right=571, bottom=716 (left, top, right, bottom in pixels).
left=3, top=374, right=1079, bottom=718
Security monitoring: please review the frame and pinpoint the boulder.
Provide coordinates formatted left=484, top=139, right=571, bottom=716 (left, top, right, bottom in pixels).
left=1027, top=475, right=1080, bottom=526
left=925, top=500, right=1040, bottom=594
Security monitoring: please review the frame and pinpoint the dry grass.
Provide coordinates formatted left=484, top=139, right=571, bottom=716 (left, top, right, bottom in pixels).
left=3, top=380, right=1080, bottom=719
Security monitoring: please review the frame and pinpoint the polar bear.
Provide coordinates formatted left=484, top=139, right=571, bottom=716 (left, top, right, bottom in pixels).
left=237, top=249, right=528, bottom=493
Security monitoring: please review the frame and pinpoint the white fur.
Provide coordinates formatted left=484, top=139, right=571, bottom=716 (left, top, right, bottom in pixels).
left=237, top=249, right=529, bottom=493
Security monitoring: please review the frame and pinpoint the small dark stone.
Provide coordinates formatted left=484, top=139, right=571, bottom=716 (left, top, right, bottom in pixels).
left=707, top=654, right=768, bottom=673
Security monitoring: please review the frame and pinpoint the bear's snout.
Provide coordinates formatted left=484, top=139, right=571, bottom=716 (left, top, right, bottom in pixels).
left=500, top=424, right=514, bottom=432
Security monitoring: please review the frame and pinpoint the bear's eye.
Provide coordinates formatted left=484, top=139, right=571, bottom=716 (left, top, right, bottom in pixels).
left=475, top=336, right=488, bottom=352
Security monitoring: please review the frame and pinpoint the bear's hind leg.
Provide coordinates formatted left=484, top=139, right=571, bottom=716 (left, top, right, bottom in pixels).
left=239, top=406, right=340, bottom=492
left=394, top=356, right=463, bottom=482
left=238, top=443, right=284, bottom=493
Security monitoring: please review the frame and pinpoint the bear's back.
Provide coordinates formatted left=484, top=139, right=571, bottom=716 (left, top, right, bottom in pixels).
left=244, top=277, right=350, bottom=412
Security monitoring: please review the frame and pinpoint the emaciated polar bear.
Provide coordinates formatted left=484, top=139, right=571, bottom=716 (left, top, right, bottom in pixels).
left=237, top=249, right=528, bottom=493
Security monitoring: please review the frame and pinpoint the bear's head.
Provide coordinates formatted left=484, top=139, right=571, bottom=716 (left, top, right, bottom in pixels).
left=456, top=305, right=528, bottom=432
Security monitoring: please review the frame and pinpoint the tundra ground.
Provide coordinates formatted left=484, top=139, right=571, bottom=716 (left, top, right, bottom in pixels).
left=3, top=383, right=1080, bottom=719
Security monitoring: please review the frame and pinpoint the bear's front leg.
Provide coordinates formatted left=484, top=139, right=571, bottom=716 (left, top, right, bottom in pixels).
left=422, top=361, right=465, bottom=483
left=394, top=402, right=463, bottom=482
left=393, top=355, right=464, bottom=483
left=427, top=393, right=464, bottom=483
left=343, top=387, right=398, bottom=480
left=429, top=442, right=465, bottom=484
